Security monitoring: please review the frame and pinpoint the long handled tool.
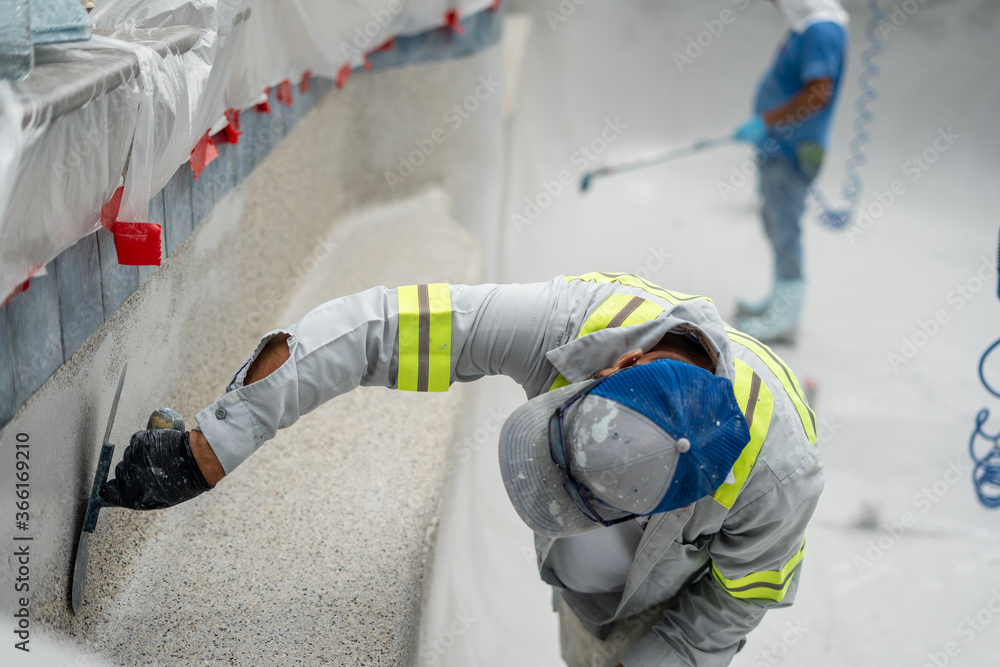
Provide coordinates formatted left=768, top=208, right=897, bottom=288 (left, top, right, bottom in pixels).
left=580, top=136, right=733, bottom=192
left=71, top=363, right=186, bottom=613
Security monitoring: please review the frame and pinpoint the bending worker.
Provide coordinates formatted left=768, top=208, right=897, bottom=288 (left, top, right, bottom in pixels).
left=733, top=0, right=849, bottom=342
left=102, top=273, right=824, bottom=667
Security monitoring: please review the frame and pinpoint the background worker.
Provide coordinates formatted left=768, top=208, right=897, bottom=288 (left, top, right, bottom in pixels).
left=101, top=273, right=824, bottom=666
left=732, top=0, right=849, bottom=342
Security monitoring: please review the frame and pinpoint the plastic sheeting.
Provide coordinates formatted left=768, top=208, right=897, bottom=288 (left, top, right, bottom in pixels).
left=0, top=0, right=497, bottom=301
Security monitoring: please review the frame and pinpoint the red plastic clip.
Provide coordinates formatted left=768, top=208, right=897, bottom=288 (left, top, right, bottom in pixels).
left=277, top=79, right=294, bottom=107
left=101, top=186, right=124, bottom=232
left=114, top=222, right=162, bottom=266
left=102, top=185, right=162, bottom=266
left=190, top=131, right=220, bottom=180
left=220, top=108, right=242, bottom=145
left=374, top=37, right=396, bottom=53
left=490, top=0, right=502, bottom=11
left=300, top=69, right=313, bottom=94
left=2, top=277, right=31, bottom=307
left=256, top=86, right=272, bottom=114
left=444, top=10, right=465, bottom=35
left=337, top=63, right=352, bottom=89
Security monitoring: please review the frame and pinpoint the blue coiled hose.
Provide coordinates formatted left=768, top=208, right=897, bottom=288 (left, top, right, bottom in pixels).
left=971, top=229, right=1000, bottom=509
left=811, top=0, right=887, bottom=229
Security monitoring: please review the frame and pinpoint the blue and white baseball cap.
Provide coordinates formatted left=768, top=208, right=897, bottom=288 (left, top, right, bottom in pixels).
left=499, top=359, right=750, bottom=537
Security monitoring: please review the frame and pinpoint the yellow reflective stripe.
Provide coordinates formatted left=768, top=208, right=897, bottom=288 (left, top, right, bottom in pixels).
left=548, top=293, right=665, bottom=391
left=727, top=329, right=817, bottom=445
left=711, top=539, right=806, bottom=603
left=549, top=375, right=572, bottom=391
left=621, top=299, right=665, bottom=327
left=714, top=360, right=774, bottom=509
left=577, top=294, right=664, bottom=338
left=566, top=272, right=712, bottom=305
left=397, top=284, right=452, bottom=392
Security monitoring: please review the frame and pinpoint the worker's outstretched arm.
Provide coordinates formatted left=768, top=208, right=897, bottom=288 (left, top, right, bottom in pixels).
left=103, top=280, right=572, bottom=508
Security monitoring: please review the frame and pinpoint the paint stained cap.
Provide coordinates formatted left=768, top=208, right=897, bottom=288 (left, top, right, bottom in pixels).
left=499, top=359, right=751, bottom=538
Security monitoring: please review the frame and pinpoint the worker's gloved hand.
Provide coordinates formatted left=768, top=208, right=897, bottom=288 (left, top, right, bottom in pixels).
left=100, top=430, right=214, bottom=510
left=733, top=115, right=768, bottom=145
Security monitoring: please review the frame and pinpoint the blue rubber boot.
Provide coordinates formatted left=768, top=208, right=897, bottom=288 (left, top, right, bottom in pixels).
left=735, top=278, right=806, bottom=344
left=736, top=286, right=776, bottom=318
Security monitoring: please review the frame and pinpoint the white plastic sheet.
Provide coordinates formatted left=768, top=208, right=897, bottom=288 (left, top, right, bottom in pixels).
left=0, top=44, right=142, bottom=298
left=0, top=0, right=496, bottom=301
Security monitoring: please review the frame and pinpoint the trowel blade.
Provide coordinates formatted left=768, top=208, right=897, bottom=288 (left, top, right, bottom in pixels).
left=71, top=363, right=127, bottom=614
left=71, top=532, right=90, bottom=613
left=101, top=363, right=128, bottom=450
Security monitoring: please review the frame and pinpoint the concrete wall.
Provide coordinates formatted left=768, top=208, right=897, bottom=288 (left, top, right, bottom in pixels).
left=0, top=35, right=503, bottom=665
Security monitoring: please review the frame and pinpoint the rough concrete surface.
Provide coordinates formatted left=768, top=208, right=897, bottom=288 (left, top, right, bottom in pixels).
left=0, top=43, right=495, bottom=666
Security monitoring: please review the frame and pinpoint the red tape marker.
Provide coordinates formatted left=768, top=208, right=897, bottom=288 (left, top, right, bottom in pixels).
left=190, top=131, right=220, bottom=180
left=114, top=222, right=162, bottom=266
left=2, top=277, right=31, bottom=307
left=219, top=108, right=242, bottom=145
left=101, top=186, right=124, bottom=232
left=256, top=86, right=271, bottom=114
left=101, top=185, right=163, bottom=266
left=277, top=79, right=294, bottom=106
left=337, top=63, right=352, bottom=89
left=445, top=11, right=465, bottom=35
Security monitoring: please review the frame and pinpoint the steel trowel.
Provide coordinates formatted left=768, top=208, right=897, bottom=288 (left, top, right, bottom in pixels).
left=70, top=364, right=188, bottom=612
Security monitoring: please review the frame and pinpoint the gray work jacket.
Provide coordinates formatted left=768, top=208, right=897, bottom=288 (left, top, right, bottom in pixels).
left=196, top=273, right=825, bottom=667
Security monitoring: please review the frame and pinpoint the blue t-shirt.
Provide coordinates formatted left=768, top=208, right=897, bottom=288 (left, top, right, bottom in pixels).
left=754, top=22, right=848, bottom=159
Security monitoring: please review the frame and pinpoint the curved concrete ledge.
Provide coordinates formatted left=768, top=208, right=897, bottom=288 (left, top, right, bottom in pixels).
left=0, top=41, right=497, bottom=665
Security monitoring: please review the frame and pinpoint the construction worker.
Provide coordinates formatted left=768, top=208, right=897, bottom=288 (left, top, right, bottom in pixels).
left=732, top=0, right=849, bottom=342
left=102, top=273, right=824, bottom=666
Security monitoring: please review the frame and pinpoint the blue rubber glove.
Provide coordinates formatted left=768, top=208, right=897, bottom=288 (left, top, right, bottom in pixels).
left=733, top=115, right=768, bottom=145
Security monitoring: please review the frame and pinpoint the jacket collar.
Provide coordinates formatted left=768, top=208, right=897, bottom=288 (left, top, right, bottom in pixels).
left=545, top=316, right=735, bottom=386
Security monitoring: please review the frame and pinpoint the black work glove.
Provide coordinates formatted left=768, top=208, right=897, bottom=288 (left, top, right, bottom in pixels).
left=100, top=430, right=214, bottom=510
